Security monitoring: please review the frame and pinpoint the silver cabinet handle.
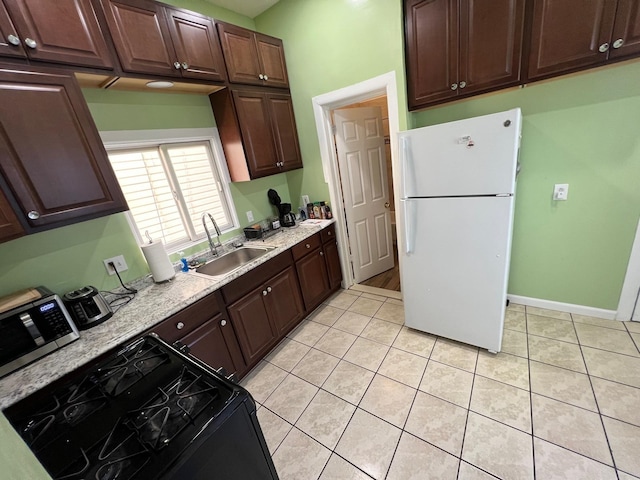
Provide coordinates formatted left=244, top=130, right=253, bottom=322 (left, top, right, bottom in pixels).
left=27, top=210, right=40, bottom=220
left=305, top=243, right=311, bottom=249
left=451, top=83, right=458, bottom=90
left=319, top=251, right=324, bottom=256
left=174, top=61, right=181, bottom=69
left=327, top=231, right=332, bottom=236
left=613, top=38, right=624, bottom=49
left=221, top=319, right=227, bottom=326
left=459, top=81, right=466, bottom=89
left=24, top=38, right=36, bottom=49
left=263, top=74, right=268, bottom=80
left=599, top=43, right=609, bottom=53
left=176, top=321, right=185, bottom=330
left=181, top=62, right=189, bottom=69
left=262, top=290, right=268, bottom=296
left=7, top=34, right=20, bottom=46
left=259, top=74, right=264, bottom=80
left=267, top=286, right=272, bottom=293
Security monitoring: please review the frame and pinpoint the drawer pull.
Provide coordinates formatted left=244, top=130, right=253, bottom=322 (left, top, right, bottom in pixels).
left=221, top=319, right=227, bottom=327
left=305, top=243, right=311, bottom=249
left=176, top=322, right=185, bottom=330
left=327, top=231, right=332, bottom=236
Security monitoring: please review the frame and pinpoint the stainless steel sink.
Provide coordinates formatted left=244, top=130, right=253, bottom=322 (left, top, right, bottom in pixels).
left=193, top=246, right=275, bottom=277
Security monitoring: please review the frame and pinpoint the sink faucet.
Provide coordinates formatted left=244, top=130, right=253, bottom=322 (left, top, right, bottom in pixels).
left=202, top=213, right=223, bottom=257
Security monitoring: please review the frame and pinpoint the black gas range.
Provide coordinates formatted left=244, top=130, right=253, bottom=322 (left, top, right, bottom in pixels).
left=4, top=334, right=279, bottom=480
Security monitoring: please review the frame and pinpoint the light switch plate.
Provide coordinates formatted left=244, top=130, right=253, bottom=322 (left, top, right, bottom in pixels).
left=246, top=211, right=254, bottom=222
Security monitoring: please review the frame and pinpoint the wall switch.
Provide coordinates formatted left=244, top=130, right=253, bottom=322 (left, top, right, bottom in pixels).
left=553, top=183, right=569, bottom=201
left=301, top=195, right=310, bottom=207
left=104, top=255, right=128, bottom=276
left=246, top=211, right=254, bottom=222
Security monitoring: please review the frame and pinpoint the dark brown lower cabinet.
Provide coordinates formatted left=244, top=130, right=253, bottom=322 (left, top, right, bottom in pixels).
left=324, top=240, right=342, bottom=290
left=179, top=313, right=245, bottom=376
left=296, top=247, right=330, bottom=311
left=227, top=265, right=304, bottom=368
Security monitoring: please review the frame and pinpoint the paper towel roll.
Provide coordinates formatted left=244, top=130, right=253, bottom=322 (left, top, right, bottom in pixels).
left=141, top=241, right=175, bottom=283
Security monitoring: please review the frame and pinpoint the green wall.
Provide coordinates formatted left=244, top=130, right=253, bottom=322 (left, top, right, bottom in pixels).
left=254, top=1, right=640, bottom=310
left=255, top=0, right=409, bottom=207
left=411, top=63, right=640, bottom=309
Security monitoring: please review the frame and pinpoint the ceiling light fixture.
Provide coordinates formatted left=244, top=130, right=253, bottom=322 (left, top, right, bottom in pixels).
left=146, top=81, right=174, bottom=89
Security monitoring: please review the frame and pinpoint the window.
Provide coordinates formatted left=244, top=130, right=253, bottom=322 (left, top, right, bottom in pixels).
left=102, top=129, right=238, bottom=251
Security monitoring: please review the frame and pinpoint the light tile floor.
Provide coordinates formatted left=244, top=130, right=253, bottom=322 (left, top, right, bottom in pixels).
left=241, top=289, right=640, bottom=480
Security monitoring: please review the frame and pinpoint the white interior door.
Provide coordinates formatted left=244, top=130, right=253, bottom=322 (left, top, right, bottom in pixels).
left=334, top=107, right=394, bottom=283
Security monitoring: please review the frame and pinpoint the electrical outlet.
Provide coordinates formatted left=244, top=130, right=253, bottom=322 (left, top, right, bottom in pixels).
left=301, top=195, right=310, bottom=207
left=553, top=183, right=569, bottom=201
left=246, top=210, right=254, bottom=222
left=103, top=255, right=128, bottom=276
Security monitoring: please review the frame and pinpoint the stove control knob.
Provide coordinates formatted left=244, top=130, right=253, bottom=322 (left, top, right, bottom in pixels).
left=221, top=319, right=227, bottom=326
left=176, top=321, right=185, bottom=330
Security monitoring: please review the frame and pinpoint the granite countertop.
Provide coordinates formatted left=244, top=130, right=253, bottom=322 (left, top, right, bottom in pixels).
left=0, top=220, right=334, bottom=410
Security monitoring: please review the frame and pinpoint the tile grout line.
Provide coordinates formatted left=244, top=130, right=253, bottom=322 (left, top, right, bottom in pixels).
left=571, top=312, right=622, bottom=477
left=455, top=343, right=480, bottom=480
left=527, top=305, right=538, bottom=480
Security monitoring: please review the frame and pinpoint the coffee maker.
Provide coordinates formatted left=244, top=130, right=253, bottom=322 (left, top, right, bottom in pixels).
left=268, top=189, right=296, bottom=227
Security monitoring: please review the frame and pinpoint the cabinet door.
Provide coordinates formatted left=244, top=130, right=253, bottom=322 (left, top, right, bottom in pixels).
left=227, top=287, right=278, bottom=366
left=217, top=22, right=262, bottom=85
left=165, top=8, right=226, bottom=82
left=324, top=240, right=343, bottom=290
left=527, top=0, right=617, bottom=80
left=0, top=186, right=24, bottom=242
left=180, top=314, right=245, bottom=376
left=404, top=0, right=458, bottom=109
left=100, top=0, right=180, bottom=77
left=232, top=90, right=280, bottom=178
left=296, top=249, right=330, bottom=312
left=458, top=0, right=524, bottom=95
left=265, top=266, right=304, bottom=336
left=609, top=0, right=640, bottom=59
left=255, top=32, right=288, bottom=88
left=0, top=1, right=25, bottom=59
left=0, top=68, right=127, bottom=229
left=4, top=0, right=114, bottom=69
left=267, top=93, right=302, bottom=172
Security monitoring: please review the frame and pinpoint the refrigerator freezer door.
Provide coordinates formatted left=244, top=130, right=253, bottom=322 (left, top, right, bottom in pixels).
left=399, top=108, right=521, bottom=198
left=402, top=196, right=514, bottom=351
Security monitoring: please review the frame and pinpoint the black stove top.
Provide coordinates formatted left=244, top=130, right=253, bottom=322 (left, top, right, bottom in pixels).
left=4, top=335, right=240, bottom=480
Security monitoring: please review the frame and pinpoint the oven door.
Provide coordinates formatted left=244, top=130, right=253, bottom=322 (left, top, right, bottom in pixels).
left=0, top=306, right=57, bottom=377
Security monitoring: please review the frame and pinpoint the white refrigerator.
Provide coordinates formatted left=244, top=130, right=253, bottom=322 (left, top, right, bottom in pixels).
left=399, top=108, right=522, bottom=352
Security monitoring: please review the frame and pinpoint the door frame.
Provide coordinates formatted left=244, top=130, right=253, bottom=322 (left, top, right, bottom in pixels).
left=617, top=216, right=640, bottom=321
left=312, top=71, right=401, bottom=289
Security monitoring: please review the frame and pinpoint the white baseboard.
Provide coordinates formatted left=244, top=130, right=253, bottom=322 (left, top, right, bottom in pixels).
left=507, top=294, right=617, bottom=320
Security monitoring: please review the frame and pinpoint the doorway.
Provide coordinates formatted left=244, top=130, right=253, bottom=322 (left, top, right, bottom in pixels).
left=617, top=217, right=640, bottom=321
left=312, top=72, right=402, bottom=298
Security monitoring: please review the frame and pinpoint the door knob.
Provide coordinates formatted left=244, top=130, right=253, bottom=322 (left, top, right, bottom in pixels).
left=384, top=202, right=390, bottom=208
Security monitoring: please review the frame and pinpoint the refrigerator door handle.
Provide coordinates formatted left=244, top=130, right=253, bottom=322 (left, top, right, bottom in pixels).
left=400, top=136, right=414, bottom=198
left=402, top=199, right=415, bottom=255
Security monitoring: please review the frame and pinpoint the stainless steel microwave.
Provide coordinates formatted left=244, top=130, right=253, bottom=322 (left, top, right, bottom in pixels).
left=0, top=287, right=80, bottom=378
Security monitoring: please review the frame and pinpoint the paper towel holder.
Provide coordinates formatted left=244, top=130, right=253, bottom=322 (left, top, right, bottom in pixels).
left=141, top=231, right=175, bottom=283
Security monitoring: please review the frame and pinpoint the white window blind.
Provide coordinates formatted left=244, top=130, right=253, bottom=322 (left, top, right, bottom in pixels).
left=108, top=141, right=234, bottom=250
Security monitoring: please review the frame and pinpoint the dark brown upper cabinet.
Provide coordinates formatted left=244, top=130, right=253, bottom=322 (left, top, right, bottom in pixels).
left=0, top=186, right=24, bottom=243
left=164, top=7, right=226, bottom=82
left=0, top=66, right=127, bottom=232
left=210, top=88, right=302, bottom=181
left=100, top=0, right=227, bottom=81
left=528, top=0, right=640, bottom=80
left=100, top=0, right=181, bottom=77
left=0, top=0, right=114, bottom=69
left=217, top=22, right=289, bottom=88
left=405, top=0, right=524, bottom=110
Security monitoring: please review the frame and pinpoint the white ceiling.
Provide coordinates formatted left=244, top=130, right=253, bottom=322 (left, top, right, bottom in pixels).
left=204, top=0, right=280, bottom=18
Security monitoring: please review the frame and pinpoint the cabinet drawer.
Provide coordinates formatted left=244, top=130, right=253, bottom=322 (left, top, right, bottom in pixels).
left=151, top=290, right=224, bottom=343
left=321, top=224, right=336, bottom=244
left=291, top=233, right=321, bottom=261
left=222, top=250, right=292, bottom=304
